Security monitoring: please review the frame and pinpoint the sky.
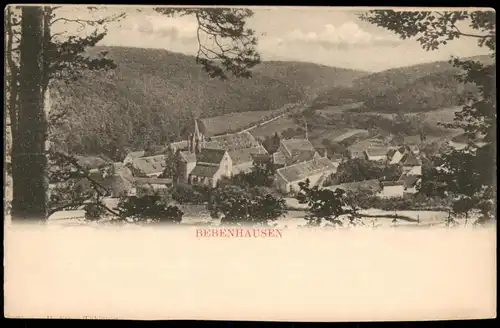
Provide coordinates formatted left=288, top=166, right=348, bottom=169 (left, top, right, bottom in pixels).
left=53, top=6, right=492, bottom=72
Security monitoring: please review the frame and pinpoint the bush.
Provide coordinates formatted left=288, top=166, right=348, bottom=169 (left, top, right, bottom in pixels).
left=171, top=183, right=208, bottom=204
left=116, top=195, right=183, bottom=224
left=347, top=190, right=451, bottom=211
left=211, top=184, right=287, bottom=226
left=84, top=202, right=107, bottom=221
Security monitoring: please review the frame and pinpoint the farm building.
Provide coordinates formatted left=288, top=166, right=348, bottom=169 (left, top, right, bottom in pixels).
left=379, top=180, right=405, bottom=198
left=129, top=154, right=166, bottom=178
left=364, top=148, right=388, bottom=162
left=400, top=152, right=422, bottom=176
left=387, top=145, right=413, bottom=164
left=275, top=157, right=338, bottom=194
left=186, top=149, right=233, bottom=188
left=399, top=175, right=421, bottom=195
left=123, top=151, right=145, bottom=166
left=349, top=138, right=387, bottom=159
left=226, top=146, right=268, bottom=174
left=273, top=138, right=323, bottom=167
left=71, top=163, right=136, bottom=198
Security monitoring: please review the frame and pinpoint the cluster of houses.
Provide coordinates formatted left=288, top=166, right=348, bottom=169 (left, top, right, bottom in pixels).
left=87, top=118, right=424, bottom=200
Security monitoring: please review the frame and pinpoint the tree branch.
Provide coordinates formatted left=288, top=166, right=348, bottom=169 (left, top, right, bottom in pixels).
left=434, top=11, right=492, bottom=39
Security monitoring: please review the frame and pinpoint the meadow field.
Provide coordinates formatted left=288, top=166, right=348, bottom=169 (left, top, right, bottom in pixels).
left=250, top=115, right=301, bottom=138
left=201, top=109, right=283, bottom=136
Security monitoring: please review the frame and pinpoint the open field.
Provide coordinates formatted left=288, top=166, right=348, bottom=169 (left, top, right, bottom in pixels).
left=202, top=109, right=283, bottom=136
left=356, top=106, right=461, bottom=125
left=316, top=102, right=365, bottom=115
left=250, top=115, right=301, bottom=138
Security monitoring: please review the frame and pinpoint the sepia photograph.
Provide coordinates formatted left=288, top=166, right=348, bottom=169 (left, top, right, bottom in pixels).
left=4, top=5, right=497, bottom=321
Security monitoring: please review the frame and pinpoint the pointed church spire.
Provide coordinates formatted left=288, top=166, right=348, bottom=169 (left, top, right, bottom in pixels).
left=194, top=118, right=201, bottom=138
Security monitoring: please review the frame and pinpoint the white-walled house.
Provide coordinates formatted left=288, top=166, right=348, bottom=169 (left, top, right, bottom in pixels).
left=379, top=181, right=405, bottom=198
left=188, top=149, right=233, bottom=188
left=364, top=148, right=388, bottom=162
left=275, top=157, right=337, bottom=194
left=400, top=152, right=422, bottom=176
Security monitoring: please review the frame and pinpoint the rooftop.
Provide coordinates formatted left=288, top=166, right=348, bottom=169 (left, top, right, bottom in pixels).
left=277, top=157, right=337, bottom=183
left=286, top=149, right=320, bottom=166
left=206, top=131, right=259, bottom=151
left=399, top=175, right=421, bottom=188
left=401, top=152, right=421, bottom=166
left=281, top=138, right=316, bottom=155
left=365, top=147, right=388, bottom=157
left=190, top=164, right=220, bottom=178
left=229, top=145, right=268, bottom=165
left=132, top=155, right=166, bottom=175
left=272, top=151, right=287, bottom=166
left=197, top=148, right=226, bottom=164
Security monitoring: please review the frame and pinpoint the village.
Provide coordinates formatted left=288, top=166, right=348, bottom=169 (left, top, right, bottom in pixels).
left=46, top=108, right=484, bottom=227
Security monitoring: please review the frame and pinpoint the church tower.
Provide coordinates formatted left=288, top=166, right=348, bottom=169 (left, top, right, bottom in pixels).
left=192, top=118, right=204, bottom=154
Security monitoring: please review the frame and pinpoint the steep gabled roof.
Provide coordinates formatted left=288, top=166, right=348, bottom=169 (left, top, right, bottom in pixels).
left=207, top=131, right=259, bottom=151
left=132, top=155, right=166, bottom=175
left=190, top=164, right=220, bottom=178
left=399, top=175, right=420, bottom=188
left=365, top=147, right=388, bottom=157
left=272, top=151, right=287, bottom=166
left=281, top=138, right=316, bottom=156
left=401, top=152, right=421, bottom=166
left=276, top=157, right=337, bottom=183
left=287, top=149, right=319, bottom=165
left=229, top=145, right=268, bottom=166
left=197, top=148, right=226, bottom=164
left=386, top=148, right=397, bottom=159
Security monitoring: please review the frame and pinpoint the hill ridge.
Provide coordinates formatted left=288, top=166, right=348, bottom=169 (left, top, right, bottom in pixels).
left=53, top=45, right=368, bottom=160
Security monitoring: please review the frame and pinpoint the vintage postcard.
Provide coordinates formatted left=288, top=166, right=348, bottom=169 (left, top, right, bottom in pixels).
left=4, top=5, right=496, bottom=321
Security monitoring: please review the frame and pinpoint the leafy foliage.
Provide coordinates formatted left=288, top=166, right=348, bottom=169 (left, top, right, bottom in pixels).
left=153, top=7, right=260, bottom=80
left=296, top=179, right=359, bottom=227
left=310, top=55, right=493, bottom=115
left=84, top=202, right=107, bottom=221
left=210, top=184, right=287, bottom=226
left=361, top=9, right=496, bottom=224
left=334, top=158, right=402, bottom=185
left=171, top=183, right=210, bottom=204
left=116, top=194, right=183, bottom=224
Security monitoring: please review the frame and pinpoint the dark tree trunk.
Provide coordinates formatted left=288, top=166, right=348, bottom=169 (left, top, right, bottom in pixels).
left=11, top=6, right=47, bottom=222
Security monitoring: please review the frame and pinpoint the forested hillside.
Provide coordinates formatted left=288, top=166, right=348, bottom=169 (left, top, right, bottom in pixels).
left=311, top=55, right=494, bottom=112
left=51, top=46, right=368, bottom=160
